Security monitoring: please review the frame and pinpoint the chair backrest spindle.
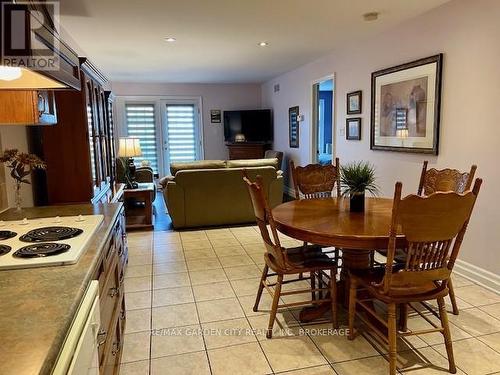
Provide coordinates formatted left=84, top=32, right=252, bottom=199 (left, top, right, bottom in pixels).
left=290, top=158, right=341, bottom=199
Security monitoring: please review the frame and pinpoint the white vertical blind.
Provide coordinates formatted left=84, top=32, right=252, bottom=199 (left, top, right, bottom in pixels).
left=125, top=104, right=158, bottom=173
left=166, top=105, right=197, bottom=163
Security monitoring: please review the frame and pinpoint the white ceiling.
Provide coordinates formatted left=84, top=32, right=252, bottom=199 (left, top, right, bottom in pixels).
left=59, top=0, right=450, bottom=84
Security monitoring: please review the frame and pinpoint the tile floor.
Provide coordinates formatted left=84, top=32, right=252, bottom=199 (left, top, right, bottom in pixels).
left=120, top=226, right=500, bottom=375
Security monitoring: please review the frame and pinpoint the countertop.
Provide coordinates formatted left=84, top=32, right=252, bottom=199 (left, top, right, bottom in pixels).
left=0, top=203, right=123, bottom=375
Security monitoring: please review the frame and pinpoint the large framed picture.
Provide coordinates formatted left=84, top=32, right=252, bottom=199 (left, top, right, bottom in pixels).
left=370, top=54, right=443, bottom=154
left=289, top=106, right=300, bottom=148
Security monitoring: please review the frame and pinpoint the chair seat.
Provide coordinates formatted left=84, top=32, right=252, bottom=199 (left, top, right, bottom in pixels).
left=284, top=245, right=336, bottom=271
left=349, top=267, right=448, bottom=303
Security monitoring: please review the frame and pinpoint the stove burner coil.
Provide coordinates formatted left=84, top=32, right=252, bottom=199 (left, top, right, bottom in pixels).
left=0, top=231, right=17, bottom=241
left=0, top=245, right=11, bottom=256
left=19, top=227, right=83, bottom=242
left=13, top=243, right=71, bottom=258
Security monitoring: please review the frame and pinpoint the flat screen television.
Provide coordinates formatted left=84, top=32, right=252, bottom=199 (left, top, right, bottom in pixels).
left=223, top=109, right=273, bottom=143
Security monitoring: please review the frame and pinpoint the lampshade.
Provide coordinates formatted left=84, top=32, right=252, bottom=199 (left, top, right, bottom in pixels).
left=118, top=137, right=143, bottom=157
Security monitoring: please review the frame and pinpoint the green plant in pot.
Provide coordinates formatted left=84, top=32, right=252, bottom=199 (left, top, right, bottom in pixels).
left=340, top=161, right=379, bottom=212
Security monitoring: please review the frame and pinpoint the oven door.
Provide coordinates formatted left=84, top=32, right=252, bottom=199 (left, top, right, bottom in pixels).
left=52, top=280, right=100, bottom=375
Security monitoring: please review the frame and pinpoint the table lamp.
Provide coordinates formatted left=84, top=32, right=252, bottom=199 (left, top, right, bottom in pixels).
left=118, top=137, right=142, bottom=188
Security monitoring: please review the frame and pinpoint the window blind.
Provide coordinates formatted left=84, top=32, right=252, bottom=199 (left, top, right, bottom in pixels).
left=125, top=104, right=158, bottom=173
left=166, top=105, right=196, bottom=163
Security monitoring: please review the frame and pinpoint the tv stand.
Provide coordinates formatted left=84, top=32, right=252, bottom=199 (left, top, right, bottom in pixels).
left=227, top=142, right=268, bottom=160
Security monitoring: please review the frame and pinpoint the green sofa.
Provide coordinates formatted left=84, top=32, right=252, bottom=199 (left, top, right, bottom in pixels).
left=160, top=159, right=283, bottom=229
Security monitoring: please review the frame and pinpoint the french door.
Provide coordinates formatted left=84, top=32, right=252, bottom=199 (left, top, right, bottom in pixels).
left=160, top=99, right=203, bottom=175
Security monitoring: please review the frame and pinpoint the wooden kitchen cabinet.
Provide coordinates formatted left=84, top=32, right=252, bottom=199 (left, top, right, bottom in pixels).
left=94, top=206, right=127, bottom=375
left=0, top=90, right=57, bottom=125
left=28, top=58, right=118, bottom=205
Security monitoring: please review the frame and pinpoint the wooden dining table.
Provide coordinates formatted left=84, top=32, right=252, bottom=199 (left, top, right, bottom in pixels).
left=272, top=196, right=406, bottom=322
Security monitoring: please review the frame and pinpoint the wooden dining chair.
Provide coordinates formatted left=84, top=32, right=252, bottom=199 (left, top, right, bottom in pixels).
left=348, top=179, right=482, bottom=375
left=376, top=161, right=477, bottom=315
left=289, top=158, right=342, bottom=287
left=243, top=172, right=339, bottom=338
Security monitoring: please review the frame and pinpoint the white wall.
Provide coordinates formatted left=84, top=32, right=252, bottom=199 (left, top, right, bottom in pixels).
left=261, top=0, right=500, bottom=275
left=111, top=82, right=262, bottom=161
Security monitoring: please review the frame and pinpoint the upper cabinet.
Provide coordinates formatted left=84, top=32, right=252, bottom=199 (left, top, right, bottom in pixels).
left=0, top=90, right=57, bottom=125
left=0, top=1, right=81, bottom=90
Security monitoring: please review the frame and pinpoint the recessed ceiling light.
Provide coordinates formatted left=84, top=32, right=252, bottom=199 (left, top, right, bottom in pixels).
left=258, top=41, right=268, bottom=47
left=363, top=12, right=379, bottom=21
left=164, top=37, right=176, bottom=42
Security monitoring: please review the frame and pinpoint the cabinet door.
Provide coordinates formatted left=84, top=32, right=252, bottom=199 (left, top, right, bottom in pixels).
left=85, top=79, right=100, bottom=194
left=106, top=93, right=117, bottom=184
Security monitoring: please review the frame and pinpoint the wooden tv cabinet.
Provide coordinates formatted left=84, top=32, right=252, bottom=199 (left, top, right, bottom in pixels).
left=227, top=142, right=268, bottom=160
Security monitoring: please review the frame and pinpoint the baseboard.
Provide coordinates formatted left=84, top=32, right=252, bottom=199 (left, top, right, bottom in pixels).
left=454, top=259, right=500, bottom=295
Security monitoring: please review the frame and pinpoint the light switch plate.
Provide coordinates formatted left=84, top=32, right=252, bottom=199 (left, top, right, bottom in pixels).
left=340, top=127, right=345, bottom=136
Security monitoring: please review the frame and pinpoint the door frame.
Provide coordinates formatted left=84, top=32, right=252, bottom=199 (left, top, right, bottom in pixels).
left=115, top=95, right=204, bottom=176
left=310, top=73, right=336, bottom=164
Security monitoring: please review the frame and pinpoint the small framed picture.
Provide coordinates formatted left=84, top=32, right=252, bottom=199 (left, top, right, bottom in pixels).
left=210, top=109, right=221, bottom=123
left=347, top=90, right=362, bottom=115
left=346, top=118, right=361, bottom=140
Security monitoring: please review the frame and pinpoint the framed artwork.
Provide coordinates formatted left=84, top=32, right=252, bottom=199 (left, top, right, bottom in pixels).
left=289, top=106, right=299, bottom=148
left=210, top=109, right=221, bottom=123
left=347, top=90, right=362, bottom=115
left=346, top=118, right=361, bottom=140
left=370, top=54, right=443, bottom=154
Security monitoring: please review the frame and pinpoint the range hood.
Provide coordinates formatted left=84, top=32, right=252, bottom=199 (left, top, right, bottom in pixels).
left=0, top=66, right=69, bottom=89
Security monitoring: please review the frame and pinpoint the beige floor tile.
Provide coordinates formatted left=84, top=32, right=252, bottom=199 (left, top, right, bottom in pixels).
left=128, top=254, right=152, bottom=266
left=395, top=346, right=465, bottom=374
left=186, top=258, right=222, bottom=271
left=230, top=277, right=261, bottom=297
left=247, top=310, right=301, bottom=340
left=125, top=290, right=151, bottom=310
left=434, top=337, right=500, bottom=374
left=219, top=254, right=254, bottom=267
left=153, top=242, right=183, bottom=252
left=206, top=231, right=236, bottom=240
left=208, top=342, right=272, bottom=375
left=213, top=245, right=246, bottom=257
left=153, top=272, right=190, bottom=289
left=332, top=356, right=392, bottom=375
left=151, top=325, right=205, bottom=358
left=192, top=281, right=235, bottom=301
left=182, top=240, right=213, bottom=251
left=237, top=235, right=263, bottom=245
left=153, top=261, right=187, bottom=275
left=153, top=250, right=185, bottom=263
left=478, top=331, right=500, bottom=353
left=224, top=264, right=263, bottom=280
left=278, top=365, right=336, bottom=375
left=125, top=308, right=151, bottom=334
left=152, top=303, right=199, bottom=329
left=154, top=236, right=181, bottom=245
left=243, top=243, right=266, bottom=254
left=450, top=274, right=475, bottom=288
left=448, top=307, right=500, bottom=336
left=406, top=315, right=471, bottom=346
left=202, top=317, right=257, bottom=349
left=480, top=302, right=500, bottom=319
left=248, top=252, right=266, bottom=265
left=121, top=331, right=151, bottom=363
left=238, top=293, right=274, bottom=317
left=209, top=238, right=241, bottom=248
left=153, top=286, right=194, bottom=307
left=455, top=285, right=500, bottom=307
left=260, top=335, right=327, bottom=372
left=125, top=264, right=152, bottom=278
left=180, top=231, right=209, bottom=241
left=309, top=324, right=380, bottom=363
left=183, top=249, right=217, bottom=260
left=426, top=295, right=474, bottom=313
left=127, top=242, right=153, bottom=252
left=189, top=269, right=228, bottom=285
left=197, top=297, right=245, bottom=323
left=124, top=276, right=152, bottom=293
left=151, top=351, right=210, bottom=375
left=119, top=360, right=149, bottom=375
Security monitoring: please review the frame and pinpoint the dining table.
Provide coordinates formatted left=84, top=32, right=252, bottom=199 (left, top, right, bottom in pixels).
left=272, top=196, right=406, bottom=322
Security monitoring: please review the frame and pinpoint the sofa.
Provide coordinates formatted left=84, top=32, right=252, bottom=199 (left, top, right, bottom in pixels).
left=160, top=158, right=283, bottom=229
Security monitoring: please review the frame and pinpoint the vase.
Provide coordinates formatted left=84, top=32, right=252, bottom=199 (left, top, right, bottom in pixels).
left=349, top=191, right=365, bottom=212
left=14, top=181, right=22, bottom=212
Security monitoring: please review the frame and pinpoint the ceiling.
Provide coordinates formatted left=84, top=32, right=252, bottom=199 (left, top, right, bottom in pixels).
left=59, top=0, right=450, bottom=84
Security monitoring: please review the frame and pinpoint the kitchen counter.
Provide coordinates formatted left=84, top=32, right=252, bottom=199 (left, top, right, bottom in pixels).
left=0, top=203, right=123, bottom=375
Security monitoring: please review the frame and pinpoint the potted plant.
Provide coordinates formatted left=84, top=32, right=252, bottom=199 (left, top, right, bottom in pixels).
left=340, top=161, right=379, bottom=212
left=0, top=149, right=46, bottom=211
